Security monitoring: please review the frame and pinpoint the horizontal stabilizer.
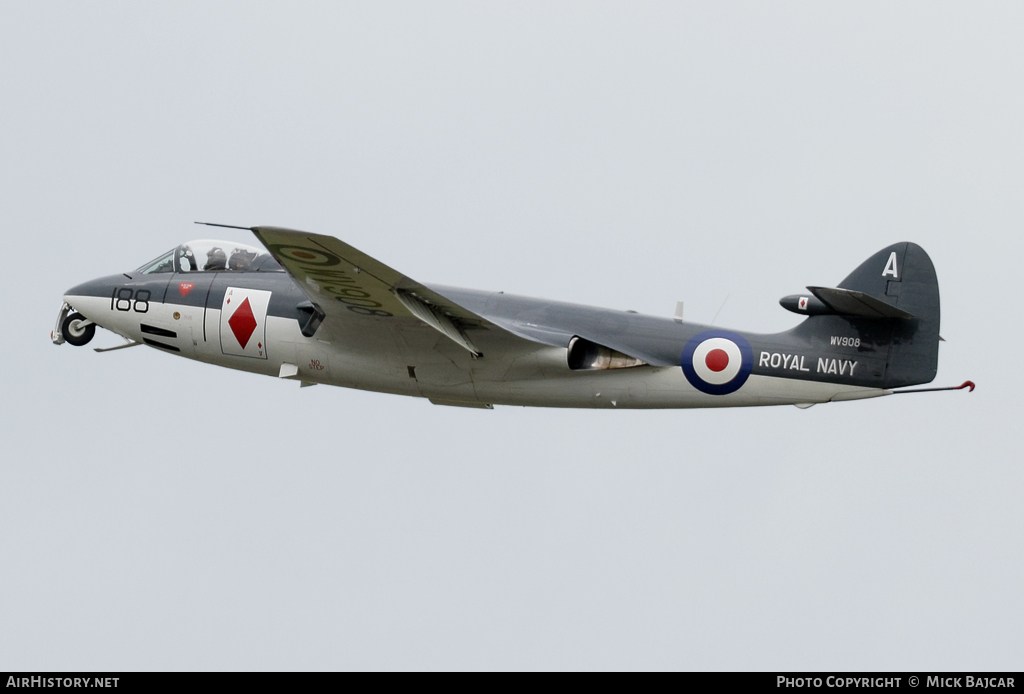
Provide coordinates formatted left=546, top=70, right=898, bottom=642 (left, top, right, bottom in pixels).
left=807, top=286, right=916, bottom=320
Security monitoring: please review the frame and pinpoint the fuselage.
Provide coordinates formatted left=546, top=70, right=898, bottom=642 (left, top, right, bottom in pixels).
left=60, top=264, right=890, bottom=410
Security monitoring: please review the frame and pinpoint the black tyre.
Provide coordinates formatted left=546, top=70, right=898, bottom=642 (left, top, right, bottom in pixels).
left=62, top=312, right=96, bottom=346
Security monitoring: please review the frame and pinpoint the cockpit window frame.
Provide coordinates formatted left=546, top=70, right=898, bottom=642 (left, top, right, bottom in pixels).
left=137, top=250, right=175, bottom=275
left=137, top=240, right=278, bottom=275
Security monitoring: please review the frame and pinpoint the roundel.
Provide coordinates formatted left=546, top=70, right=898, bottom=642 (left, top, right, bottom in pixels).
left=267, top=244, right=341, bottom=266
left=681, top=330, right=754, bottom=395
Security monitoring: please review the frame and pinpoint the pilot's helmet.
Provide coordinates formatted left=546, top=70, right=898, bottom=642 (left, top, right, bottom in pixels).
left=205, top=246, right=227, bottom=271
left=229, top=248, right=257, bottom=271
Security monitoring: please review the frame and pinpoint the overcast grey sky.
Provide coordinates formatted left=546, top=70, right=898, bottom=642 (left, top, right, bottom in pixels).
left=2, top=2, right=1022, bottom=670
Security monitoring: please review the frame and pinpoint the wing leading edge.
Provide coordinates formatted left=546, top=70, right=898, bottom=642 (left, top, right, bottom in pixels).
left=250, top=226, right=541, bottom=357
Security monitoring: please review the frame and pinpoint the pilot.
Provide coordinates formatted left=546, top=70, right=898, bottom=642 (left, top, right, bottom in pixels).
left=228, top=248, right=258, bottom=271
left=205, top=247, right=227, bottom=271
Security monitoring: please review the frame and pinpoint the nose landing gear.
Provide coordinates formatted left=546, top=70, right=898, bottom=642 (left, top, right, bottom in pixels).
left=61, top=312, right=96, bottom=347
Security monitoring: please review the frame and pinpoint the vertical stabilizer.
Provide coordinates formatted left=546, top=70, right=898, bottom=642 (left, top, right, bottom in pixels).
left=792, top=242, right=940, bottom=388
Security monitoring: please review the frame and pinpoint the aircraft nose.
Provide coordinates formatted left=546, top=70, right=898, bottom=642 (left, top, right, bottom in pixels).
left=62, top=273, right=130, bottom=328
left=57, top=274, right=125, bottom=345
left=64, top=274, right=121, bottom=301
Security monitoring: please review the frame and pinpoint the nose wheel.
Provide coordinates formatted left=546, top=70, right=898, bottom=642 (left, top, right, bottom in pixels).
left=62, top=312, right=96, bottom=347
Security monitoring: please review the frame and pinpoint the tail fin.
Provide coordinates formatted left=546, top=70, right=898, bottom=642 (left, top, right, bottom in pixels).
left=792, top=242, right=940, bottom=388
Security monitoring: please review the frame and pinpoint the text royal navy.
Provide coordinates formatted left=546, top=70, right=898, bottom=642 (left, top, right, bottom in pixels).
left=759, top=352, right=858, bottom=376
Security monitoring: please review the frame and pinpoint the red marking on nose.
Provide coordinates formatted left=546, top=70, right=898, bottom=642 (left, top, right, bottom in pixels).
left=705, top=349, right=729, bottom=372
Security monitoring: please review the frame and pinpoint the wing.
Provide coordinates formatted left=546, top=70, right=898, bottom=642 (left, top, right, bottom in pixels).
left=251, top=226, right=542, bottom=357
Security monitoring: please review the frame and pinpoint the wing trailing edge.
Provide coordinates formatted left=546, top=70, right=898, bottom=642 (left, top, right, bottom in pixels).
left=394, top=289, right=481, bottom=357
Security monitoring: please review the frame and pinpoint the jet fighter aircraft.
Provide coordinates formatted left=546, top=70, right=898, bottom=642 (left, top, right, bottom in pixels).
left=54, top=225, right=972, bottom=409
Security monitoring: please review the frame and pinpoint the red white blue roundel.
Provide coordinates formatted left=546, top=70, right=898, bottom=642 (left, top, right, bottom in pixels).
left=681, top=330, right=754, bottom=395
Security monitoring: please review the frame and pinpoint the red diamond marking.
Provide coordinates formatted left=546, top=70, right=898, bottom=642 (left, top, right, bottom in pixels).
left=228, top=297, right=258, bottom=349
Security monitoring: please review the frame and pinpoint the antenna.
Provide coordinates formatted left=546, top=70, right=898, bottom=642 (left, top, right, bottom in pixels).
left=194, top=221, right=254, bottom=231
left=710, top=294, right=730, bottom=326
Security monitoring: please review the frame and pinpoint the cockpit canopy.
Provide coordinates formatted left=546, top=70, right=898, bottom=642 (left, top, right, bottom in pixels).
left=137, top=240, right=282, bottom=274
